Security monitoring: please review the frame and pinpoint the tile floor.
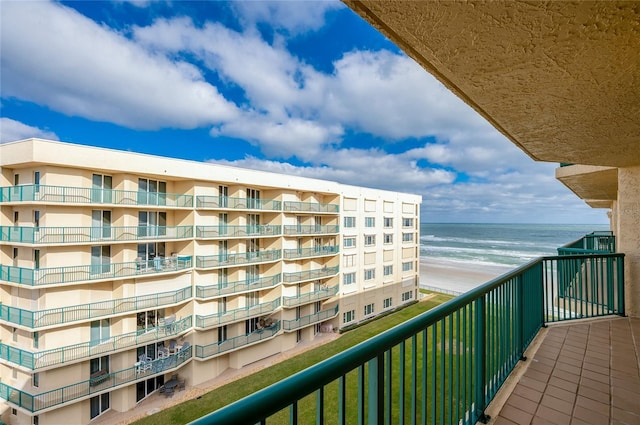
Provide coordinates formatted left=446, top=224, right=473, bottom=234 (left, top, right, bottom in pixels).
left=494, top=317, right=640, bottom=425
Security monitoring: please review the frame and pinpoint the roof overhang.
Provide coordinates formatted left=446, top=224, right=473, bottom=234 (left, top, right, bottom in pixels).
left=555, top=164, right=618, bottom=208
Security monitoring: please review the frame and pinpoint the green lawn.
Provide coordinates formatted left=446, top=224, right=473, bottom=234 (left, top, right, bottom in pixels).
left=134, top=292, right=454, bottom=425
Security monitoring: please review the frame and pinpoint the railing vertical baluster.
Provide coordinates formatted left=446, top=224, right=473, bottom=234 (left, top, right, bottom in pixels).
left=474, top=296, right=488, bottom=423
left=316, top=386, right=324, bottom=425
left=399, top=340, right=405, bottom=424
left=411, top=335, right=417, bottom=425
left=338, top=376, right=346, bottom=425
left=368, top=353, right=384, bottom=425
left=385, top=349, right=392, bottom=425
left=358, top=365, right=365, bottom=425
left=439, top=320, right=444, bottom=425
left=421, top=330, right=427, bottom=425
left=617, top=256, right=625, bottom=315
left=448, top=314, right=453, bottom=425
left=431, top=325, right=436, bottom=425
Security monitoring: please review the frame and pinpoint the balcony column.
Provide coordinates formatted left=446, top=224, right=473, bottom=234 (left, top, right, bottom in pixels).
left=615, top=165, right=640, bottom=317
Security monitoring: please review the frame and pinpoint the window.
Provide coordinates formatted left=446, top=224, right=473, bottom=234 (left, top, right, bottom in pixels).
left=343, top=254, right=356, bottom=267
left=33, top=372, right=39, bottom=388
left=138, top=211, right=166, bottom=237
left=11, top=408, right=16, bottom=416
left=402, top=218, right=414, bottom=228
left=402, top=291, right=414, bottom=301
left=137, top=309, right=164, bottom=331
left=90, top=319, right=110, bottom=346
left=34, top=210, right=40, bottom=228
left=34, top=249, right=40, bottom=270
left=246, top=317, right=260, bottom=333
left=33, top=416, right=39, bottom=425
left=33, top=332, right=39, bottom=349
left=364, top=268, right=375, bottom=281
left=364, top=235, right=375, bottom=246
left=246, top=292, right=259, bottom=307
left=14, top=211, right=19, bottom=226
left=384, top=217, right=393, bottom=228
left=90, top=356, right=109, bottom=376
left=246, top=188, right=261, bottom=209
left=90, top=245, right=110, bottom=274
left=383, top=234, right=393, bottom=244
left=402, top=262, right=414, bottom=272
left=402, top=233, right=414, bottom=242
left=364, top=303, right=375, bottom=316
left=218, top=297, right=227, bottom=314
left=218, top=325, right=228, bottom=342
left=14, top=174, right=19, bottom=186
left=13, top=247, right=18, bottom=261
left=365, top=217, right=375, bottom=227
left=343, top=216, right=356, bottom=228
left=343, top=310, right=355, bottom=324
left=219, top=185, right=229, bottom=207
left=138, top=178, right=166, bottom=205
left=34, top=171, right=40, bottom=186
left=12, top=327, right=17, bottom=342
left=343, top=272, right=356, bottom=285
left=90, top=393, right=110, bottom=419
left=383, top=265, right=393, bottom=276
left=343, top=237, right=356, bottom=248
left=137, top=242, right=166, bottom=264
left=384, top=297, right=393, bottom=309
left=92, top=174, right=112, bottom=203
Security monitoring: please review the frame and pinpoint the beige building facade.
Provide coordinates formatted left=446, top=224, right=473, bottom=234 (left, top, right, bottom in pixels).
left=0, top=138, right=421, bottom=424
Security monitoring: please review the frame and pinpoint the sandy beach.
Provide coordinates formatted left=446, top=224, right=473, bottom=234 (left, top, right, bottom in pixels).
left=419, top=257, right=513, bottom=295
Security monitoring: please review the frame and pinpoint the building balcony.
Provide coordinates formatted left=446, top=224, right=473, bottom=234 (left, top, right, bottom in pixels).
left=0, top=256, right=192, bottom=287
left=282, top=285, right=339, bottom=308
left=195, top=195, right=281, bottom=211
left=0, top=225, right=193, bottom=245
left=195, top=249, right=281, bottom=269
left=282, top=305, right=339, bottom=331
left=0, top=184, right=193, bottom=208
left=195, top=298, right=281, bottom=329
left=195, top=322, right=281, bottom=360
left=0, top=287, right=192, bottom=329
left=0, top=345, right=192, bottom=413
left=195, top=225, right=281, bottom=239
left=189, top=234, right=629, bottom=425
left=282, top=266, right=339, bottom=284
left=282, top=245, right=339, bottom=260
left=0, top=317, right=192, bottom=371
left=195, top=274, right=281, bottom=299
left=282, top=224, right=339, bottom=236
left=282, top=201, right=339, bottom=214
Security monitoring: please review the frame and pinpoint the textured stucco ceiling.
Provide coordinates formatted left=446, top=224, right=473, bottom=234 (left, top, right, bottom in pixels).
left=344, top=1, right=640, bottom=167
left=556, top=165, right=618, bottom=203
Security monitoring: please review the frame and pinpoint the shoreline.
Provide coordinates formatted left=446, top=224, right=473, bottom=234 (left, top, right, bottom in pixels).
left=419, top=257, right=513, bottom=295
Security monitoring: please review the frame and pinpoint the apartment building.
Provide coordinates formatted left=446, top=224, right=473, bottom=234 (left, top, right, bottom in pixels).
left=0, top=138, right=421, bottom=424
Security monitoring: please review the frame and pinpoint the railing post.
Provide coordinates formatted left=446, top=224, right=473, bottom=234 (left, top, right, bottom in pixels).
left=474, top=296, right=490, bottom=423
left=617, top=255, right=625, bottom=316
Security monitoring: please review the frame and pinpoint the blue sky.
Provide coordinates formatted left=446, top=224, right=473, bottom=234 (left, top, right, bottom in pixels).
left=0, top=0, right=607, bottom=224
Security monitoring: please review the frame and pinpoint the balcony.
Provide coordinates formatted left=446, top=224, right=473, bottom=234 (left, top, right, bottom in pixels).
left=282, top=285, right=339, bottom=308
left=195, top=249, right=281, bottom=269
left=0, top=256, right=192, bottom=287
left=190, top=235, right=627, bottom=424
left=282, top=305, right=339, bottom=331
left=282, top=266, right=339, bottom=283
left=558, top=231, right=616, bottom=255
left=195, top=322, right=281, bottom=360
left=0, top=287, right=192, bottom=329
left=0, top=345, right=192, bottom=413
left=283, top=201, right=339, bottom=213
left=282, top=245, right=339, bottom=260
left=195, top=298, right=281, bottom=329
left=282, top=224, right=339, bottom=236
left=195, top=274, right=281, bottom=299
left=195, top=225, right=281, bottom=239
left=0, top=184, right=193, bottom=208
left=0, top=317, right=192, bottom=371
left=195, top=195, right=281, bottom=211
left=0, top=225, right=193, bottom=245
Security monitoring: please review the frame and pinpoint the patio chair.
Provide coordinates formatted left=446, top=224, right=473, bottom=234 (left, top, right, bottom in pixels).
left=168, top=339, right=178, bottom=354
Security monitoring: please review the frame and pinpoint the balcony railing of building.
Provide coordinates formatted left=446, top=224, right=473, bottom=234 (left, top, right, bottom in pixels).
left=195, top=249, right=281, bottom=269
left=282, top=285, right=339, bottom=308
left=195, top=225, right=281, bottom=239
left=0, top=287, right=192, bottom=329
left=190, top=248, right=624, bottom=424
left=282, top=266, right=339, bottom=283
left=0, top=346, right=192, bottom=413
left=0, top=256, right=192, bottom=287
left=0, top=225, right=193, bottom=245
left=0, top=317, right=192, bottom=371
left=195, top=274, right=281, bottom=299
left=283, top=201, right=339, bottom=213
left=195, top=298, right=281, bottom=329
left=282, top=305, right=340, bottom=331
left=195, top=322, right=281, bottom=360
left=0, top=185, right=193, bottom=208
left=195, top=195, right=281, bottom=211
left=282, top=245, right=339, bottom=260
left=282, top=225, right=340, bottom=236
left=557, top=231, right=616, bottom=255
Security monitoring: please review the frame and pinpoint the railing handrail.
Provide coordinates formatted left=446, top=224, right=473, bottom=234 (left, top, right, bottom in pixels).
left=195, top=274, right=281, bottom=298
left=0, top=225, right=194, bottom=244
left=195, top=195, right=282, bottom=210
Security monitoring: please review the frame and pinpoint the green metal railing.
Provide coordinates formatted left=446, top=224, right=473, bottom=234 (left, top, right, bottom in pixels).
left=196, top=196, right=281, bottom=211
left=558, top=231, right=615, bottom=255
left=0, top=257, right=192, bottom=287
left=195, top=249, right=281, bottom=269
left=283, top=245, right=339, bottom=260
left=195, top=298, right=281, bottom=329
left=0, top=225, right=193, bottom=245
left=195, top=274, right=281, bottom=299
left=0, top=317, right=192, bottom=370
left=283, top=201, right=339, bottom=213
left=0, top=346, right=192, bottom=413
left=0, top=185, right=193, bottom=207
left=0, top=287, right=192, bottom=329
left=190, top=251, right=624, bottom=425
left=282, top=286, right=339, bottom=308
left=195, top=225, right=281, bottom=239
left=282, top=266, right=339, bottom=283
left=283, top=225, right=340, bottom=235
left=282, top=305, right=340, bottom=331
left=195, top=322, right=281, bottom=359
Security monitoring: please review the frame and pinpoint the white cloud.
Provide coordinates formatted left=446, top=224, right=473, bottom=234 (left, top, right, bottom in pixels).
left=0, top=1, right=238, bottom=130
left=0, top=118, right=59, bottom=144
